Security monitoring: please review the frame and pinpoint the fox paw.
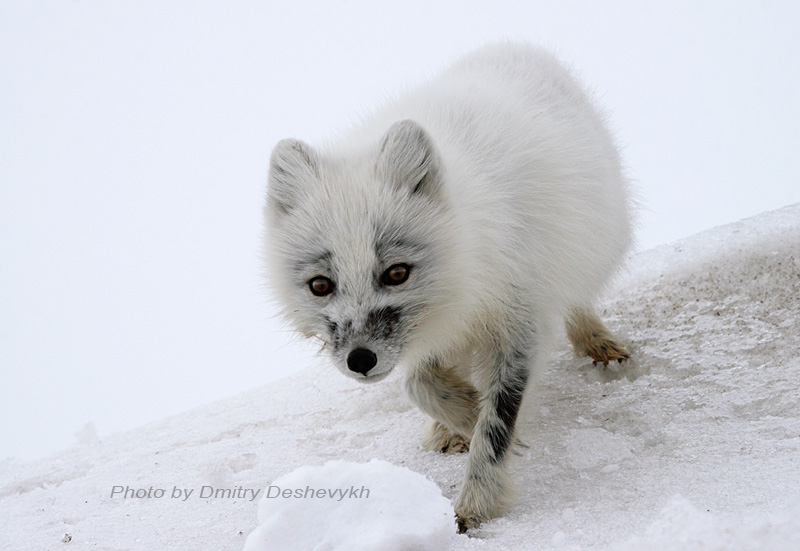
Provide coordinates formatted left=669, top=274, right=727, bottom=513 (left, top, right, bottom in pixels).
left=424, top=421, right=470, bottom=454
left=587, top=334, right=630, bottom=366
left=456, top=513, right=481, bottom=533
left=453, top=467, right=511, bottom=533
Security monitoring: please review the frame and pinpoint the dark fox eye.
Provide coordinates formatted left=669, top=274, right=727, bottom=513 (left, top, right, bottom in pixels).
left=309, top=276, right=334, bottom=296
left=381, top=264, right=411, bottom=286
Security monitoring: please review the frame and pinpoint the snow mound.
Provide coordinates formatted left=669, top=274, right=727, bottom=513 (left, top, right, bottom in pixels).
left=242, top=459, right=454, bottom=551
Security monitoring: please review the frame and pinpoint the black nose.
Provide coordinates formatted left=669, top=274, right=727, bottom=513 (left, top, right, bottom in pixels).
left=347, top=348, right=377, bottom=375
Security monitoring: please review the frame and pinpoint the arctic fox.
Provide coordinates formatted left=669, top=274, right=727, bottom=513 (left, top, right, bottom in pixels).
left=264, top=43, right=632, bottom=531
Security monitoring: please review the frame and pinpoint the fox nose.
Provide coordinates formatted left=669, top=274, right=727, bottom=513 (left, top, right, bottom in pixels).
left=347, top=348, right=377, bottom=375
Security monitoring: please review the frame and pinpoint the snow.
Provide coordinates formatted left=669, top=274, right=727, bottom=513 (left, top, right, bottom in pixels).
left=1, top=203, right=798, bottom=550
left=242, top=459, right=453, bottom=551
left=612, top=496, right=800, bottom=551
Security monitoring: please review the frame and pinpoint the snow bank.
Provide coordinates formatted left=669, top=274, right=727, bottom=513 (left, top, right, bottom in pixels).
left=243, top=459, right=454, bottom=551
left=614, top=495, right=800, bottom=551
left=1, top=203, right=798, bottom=550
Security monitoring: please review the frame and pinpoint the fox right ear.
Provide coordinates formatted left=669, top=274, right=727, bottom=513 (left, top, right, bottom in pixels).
left=268, top=138, right=319, bottom=215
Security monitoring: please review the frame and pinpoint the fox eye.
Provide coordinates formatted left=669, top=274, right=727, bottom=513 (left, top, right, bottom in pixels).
left=309, top=276, right=334, bottom=296
left=381, top=264, right=411, bottom=286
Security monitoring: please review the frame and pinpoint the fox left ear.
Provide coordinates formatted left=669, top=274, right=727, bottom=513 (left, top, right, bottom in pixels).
left=377, top=120, right=442, bottom=198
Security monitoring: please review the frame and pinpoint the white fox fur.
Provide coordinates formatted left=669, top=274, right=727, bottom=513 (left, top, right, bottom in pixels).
left=264, top=42, right=632, bottom=531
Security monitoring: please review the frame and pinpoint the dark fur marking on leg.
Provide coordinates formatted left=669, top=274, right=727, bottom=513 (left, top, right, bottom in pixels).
left=485, top=421, right=513, bottom=464
left=486, top=355, right=529, bottom=464
left=494, top=377, right=527, bottom=429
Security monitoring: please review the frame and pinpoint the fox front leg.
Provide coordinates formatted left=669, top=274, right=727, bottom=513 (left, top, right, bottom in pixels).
left=454, top=332, right=532, bottom=532
left=405, top=357, right=479, bottom=451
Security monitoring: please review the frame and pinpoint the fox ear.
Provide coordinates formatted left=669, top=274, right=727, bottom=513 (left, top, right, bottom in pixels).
left=377, top=120, right=442, bottom=198
left=268, top=138, right=319, bottom=215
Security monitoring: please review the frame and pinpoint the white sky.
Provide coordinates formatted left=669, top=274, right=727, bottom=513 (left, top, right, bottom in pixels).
left=1, top=0, right=798, bottom=461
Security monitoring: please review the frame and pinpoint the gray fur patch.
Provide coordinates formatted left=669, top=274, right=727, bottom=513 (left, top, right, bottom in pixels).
left=365, top=306, right=402, bottom=340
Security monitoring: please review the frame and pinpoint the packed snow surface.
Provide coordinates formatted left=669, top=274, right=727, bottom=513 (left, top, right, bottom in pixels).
left=1, top=203, right=798, bottom=550
left=242, top=459, right=454, bottom=551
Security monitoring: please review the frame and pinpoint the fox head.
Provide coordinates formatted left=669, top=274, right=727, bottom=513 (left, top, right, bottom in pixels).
left=264, top=120, right=461, bottom=382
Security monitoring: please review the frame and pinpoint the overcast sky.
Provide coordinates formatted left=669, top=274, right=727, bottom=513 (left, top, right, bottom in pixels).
left=1, top=0, right=798, bottom=461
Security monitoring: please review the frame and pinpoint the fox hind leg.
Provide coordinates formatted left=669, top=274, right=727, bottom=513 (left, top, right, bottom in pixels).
left=565, top=306, right=629, bottom=365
